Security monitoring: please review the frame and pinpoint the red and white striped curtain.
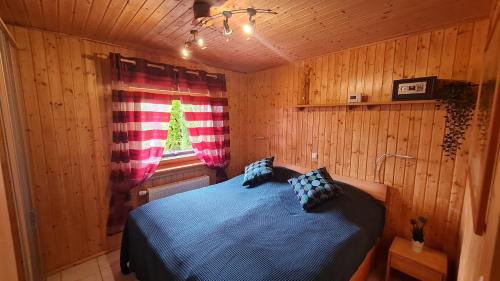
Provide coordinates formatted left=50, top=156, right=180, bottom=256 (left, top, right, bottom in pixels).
left=178, top=69, right=230, bottom=169
left=107, top=54, right=230, bottom=234
left=107, top=90, right=172, bottom=234
left=181, top=96, right=230, bottom=168
left=107, top=53, right=176, bottom=234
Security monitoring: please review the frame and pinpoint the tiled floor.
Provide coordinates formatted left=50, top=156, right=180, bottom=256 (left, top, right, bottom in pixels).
left=47, top=250, right=413, bottom=281
left=47, top=250, right=136, bottom=281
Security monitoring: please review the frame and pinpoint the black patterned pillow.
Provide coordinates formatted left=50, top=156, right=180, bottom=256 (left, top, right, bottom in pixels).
left=288, top=167, right=342, bottom=210
left=242, top=157, right=275, bottom=187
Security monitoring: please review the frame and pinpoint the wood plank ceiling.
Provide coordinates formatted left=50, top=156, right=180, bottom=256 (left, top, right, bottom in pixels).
left=0, top=0, right=493, bottom=72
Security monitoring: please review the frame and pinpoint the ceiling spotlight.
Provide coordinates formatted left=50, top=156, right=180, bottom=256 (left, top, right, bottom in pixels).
left=243, top=8, right=257, bottom=35
left=197, top=38, right=206, bottom=49
left=222, top=11, right=233, bottom=35
left=190, top=30, right=206, bottom=49
left=223, top=18, right=232, bottom=35
left=181, top=48, right=191, bottom=59
left=242, top=22, right=254, bottom=35
left=181, top=42, right=192, bottom=59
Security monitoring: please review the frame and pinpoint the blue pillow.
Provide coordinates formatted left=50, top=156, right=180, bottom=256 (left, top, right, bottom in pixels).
left=288, top=167, right=342, bottom=210
left=242, top=157, right=274, bottom=187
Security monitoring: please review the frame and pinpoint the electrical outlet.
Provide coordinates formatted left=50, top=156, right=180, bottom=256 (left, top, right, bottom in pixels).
left=312, top=152, right=318, bottom=161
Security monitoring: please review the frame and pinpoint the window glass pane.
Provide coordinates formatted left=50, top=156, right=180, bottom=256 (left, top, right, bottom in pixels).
left=164, top=100, right=193, bottom=158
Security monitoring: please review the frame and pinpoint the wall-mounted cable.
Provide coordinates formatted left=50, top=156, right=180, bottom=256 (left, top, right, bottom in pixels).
left=375, top=154, right=416, bottom=183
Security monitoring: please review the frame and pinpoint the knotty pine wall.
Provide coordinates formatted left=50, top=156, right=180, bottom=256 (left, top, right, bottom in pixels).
left=245, top=19, right=489, bottom=263
left=9, top=25, right=248, bottom=273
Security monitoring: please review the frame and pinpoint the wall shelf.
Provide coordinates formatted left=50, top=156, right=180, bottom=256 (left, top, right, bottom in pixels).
left=292, top=100, right=438, bottom=110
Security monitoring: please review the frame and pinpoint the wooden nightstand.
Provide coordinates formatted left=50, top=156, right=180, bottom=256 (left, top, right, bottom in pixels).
left=385, top=237, right=448, bottom=281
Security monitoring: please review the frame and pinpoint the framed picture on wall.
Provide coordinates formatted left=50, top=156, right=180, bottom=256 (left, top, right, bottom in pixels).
left=468, top=20, right=500, bottom=235
left=392, top=76, right=437, bottom=101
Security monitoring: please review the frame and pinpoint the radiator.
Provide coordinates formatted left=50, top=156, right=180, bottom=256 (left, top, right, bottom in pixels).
left=145, top=175, right=210, bottom=202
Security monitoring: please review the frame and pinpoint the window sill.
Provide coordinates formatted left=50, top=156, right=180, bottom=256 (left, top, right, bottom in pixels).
left=155, top=155, right=205, bottom=175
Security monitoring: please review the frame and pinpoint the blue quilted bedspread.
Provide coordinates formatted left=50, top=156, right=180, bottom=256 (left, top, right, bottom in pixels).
left=121, top=169, right=385, bottom=281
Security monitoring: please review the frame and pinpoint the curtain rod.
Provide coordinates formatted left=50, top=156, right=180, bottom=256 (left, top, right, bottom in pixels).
left=112, top=84, right=211, bottom=97
left=119, top=58, right=219, bottom=78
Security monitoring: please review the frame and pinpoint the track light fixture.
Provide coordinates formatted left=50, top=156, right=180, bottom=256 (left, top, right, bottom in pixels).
left=181, top=2, right=277, bottom=59
left=181, top=29, right=206, bottom=59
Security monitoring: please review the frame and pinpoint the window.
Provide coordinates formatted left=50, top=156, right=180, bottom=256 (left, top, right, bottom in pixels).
left=163, top=100, right=194, bottom=159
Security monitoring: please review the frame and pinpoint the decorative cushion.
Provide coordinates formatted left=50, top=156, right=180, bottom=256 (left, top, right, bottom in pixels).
left=287, top=167, right=342, bottom=210
left=242, top=157, right=275, bottom=187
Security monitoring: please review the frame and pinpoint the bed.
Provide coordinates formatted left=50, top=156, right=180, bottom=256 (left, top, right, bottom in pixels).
left=120, top=163, right=387, bottom=281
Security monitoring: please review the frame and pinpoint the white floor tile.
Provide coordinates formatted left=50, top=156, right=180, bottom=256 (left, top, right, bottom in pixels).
left=61, top=259, right=101, bottom=281
left=98, top=250, right=137, bottom=281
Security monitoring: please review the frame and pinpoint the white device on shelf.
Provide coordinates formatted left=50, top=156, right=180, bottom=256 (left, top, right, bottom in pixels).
left=348, top=93, right=362, bottom=103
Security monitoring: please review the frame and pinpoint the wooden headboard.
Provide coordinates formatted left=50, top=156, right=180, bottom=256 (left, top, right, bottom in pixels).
left=274, top=162, right=387, bottom=203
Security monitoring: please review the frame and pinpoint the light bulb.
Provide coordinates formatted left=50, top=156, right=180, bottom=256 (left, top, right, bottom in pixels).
left=242, top=23, right=254, bottom=34
left=197, top=38, right=206, bottom=49
left=180, top=47, right=191, bottom=59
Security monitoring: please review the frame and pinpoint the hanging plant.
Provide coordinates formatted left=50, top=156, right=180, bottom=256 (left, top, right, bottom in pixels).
left=435, top=81, right=477, bottom=159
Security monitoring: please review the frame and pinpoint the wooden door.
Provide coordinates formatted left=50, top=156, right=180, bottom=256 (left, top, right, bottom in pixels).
left=0, top=26, right=42, bottom=281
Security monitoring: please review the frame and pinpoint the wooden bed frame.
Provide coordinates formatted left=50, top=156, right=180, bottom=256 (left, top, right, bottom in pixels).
left=274, top=162, right=388, bottom=281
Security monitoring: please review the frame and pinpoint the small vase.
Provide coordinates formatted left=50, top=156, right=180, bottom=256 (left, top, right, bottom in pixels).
left=412, top=239, right=424, bottom=253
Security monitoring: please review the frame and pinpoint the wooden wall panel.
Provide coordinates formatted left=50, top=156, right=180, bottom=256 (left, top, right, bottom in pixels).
left=244, top=19, right=490, bottom=264
left=9, top=25, right=248, bottom=273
